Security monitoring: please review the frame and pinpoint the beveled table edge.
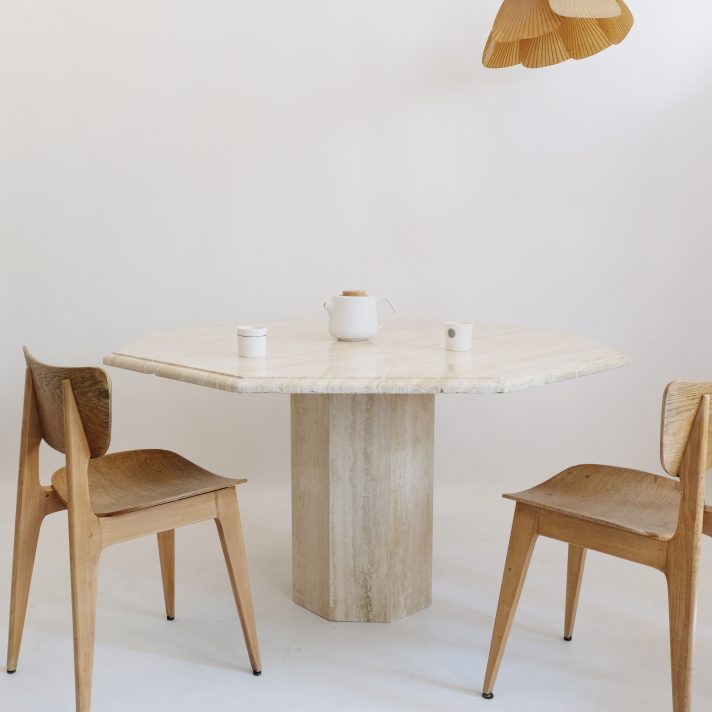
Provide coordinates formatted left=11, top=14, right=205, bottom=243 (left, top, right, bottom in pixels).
left=102, top=351, right=632, bottom=395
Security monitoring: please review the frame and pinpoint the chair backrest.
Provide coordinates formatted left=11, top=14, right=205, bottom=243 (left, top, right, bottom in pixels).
left=661, top=381, right=712, bottom=477
left=23, top=348, right=112, bottom=458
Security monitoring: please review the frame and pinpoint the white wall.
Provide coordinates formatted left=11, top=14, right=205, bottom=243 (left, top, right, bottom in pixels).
left=1, top=0, right=711, bottom=490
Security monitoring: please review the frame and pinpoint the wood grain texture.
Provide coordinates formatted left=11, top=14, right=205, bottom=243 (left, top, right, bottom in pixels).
left=103, top=320, right=629, bottom=395
left=661, top=381, right=712, bottom=477
left=291, top=393, right=434, bottom=622
left=664, top=396, right=708, bottom=712
left=64, top=380, right=103, bottom=712
left=99, top=491, right=220, bottom=549
left=52, top=449, right=245, bottom=516
left=482, top=504, right=539, bottom=697
left=24, top=348, right=111, bottom=458
left=6, top=371, right=64, bottom=673
left=157, top=530, right=175, bottom=620
left=7, top=358, right=261, bottom=711
left=564, top=544, right=586, bottom=639
left=538, top=508, right=669, bottom=568
left=549, top=0, right=621, bottom=18
left=215, top=488, right=261, bottom=674
left=505, top=464, right=681, bottom=539
left=482, top=386, right=710, bottom=710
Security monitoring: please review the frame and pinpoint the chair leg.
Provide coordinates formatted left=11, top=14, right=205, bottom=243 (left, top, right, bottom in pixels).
left=6, top=491, right=44, bottom=673
left=564, top=544, right=586, bottom=641
left=666, top=562, right=699, bottom=712
left=482, top=504, right=539, bottom=699
left=214, top=488, right=261, bottom=675
left=69, top=521, right=101, bottom=712
left=157, top=530, right=175, bottom=620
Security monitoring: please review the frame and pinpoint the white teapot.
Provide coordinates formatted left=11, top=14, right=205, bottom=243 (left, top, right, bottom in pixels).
left=323, top=291, right=396, bottom=341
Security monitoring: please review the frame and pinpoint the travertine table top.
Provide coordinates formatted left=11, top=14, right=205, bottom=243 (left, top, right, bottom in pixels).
left=103, top=320, right=630, bottom=395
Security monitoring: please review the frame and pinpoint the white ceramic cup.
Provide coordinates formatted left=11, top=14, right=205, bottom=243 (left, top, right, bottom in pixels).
left=445, top=322, right=473, bottom=352
left=238, top=326, right=267, bottom=358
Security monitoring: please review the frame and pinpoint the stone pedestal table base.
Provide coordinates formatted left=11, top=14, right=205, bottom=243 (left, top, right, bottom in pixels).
left=291, top=393, right=434, bottom=622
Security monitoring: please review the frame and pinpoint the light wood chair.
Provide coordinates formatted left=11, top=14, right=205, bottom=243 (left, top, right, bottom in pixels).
left=6, top=349, right=261, bottom=712
left=482, top=382, right=712, bottom=712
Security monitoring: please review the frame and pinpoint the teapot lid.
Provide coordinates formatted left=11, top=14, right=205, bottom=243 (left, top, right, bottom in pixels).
left=342, top=290, right=368, bottom=297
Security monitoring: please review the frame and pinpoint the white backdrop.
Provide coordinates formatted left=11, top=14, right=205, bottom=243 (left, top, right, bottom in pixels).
left=1, top=3, right=712, bottom=708
left=2, top=1, right=711, bottom=481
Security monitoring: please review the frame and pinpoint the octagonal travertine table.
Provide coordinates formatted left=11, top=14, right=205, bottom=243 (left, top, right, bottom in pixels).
left=104, top=320, right=629, bottom=623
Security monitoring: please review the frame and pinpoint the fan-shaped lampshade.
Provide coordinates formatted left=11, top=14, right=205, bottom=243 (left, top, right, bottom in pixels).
left=490, top=0, right=561, bottom=43
left=483, top=0, right=633, bottom=69
left=549, top=0, right=620, bottom=18
left=596, top=0, right=634, bottom=43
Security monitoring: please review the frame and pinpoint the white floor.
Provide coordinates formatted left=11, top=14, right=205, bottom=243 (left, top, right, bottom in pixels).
left=2, top=457, right=711, bottom=712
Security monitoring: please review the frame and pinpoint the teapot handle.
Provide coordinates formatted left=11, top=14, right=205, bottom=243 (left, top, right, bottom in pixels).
left=376, top=296, right=397, bottom=330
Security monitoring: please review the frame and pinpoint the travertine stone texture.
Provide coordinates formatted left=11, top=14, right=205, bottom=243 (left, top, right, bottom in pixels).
left=105, top=319, right=628, bottom=623
left=291, top=393, right=434, bottom=622
left=104, top=320, right=629, bottom=395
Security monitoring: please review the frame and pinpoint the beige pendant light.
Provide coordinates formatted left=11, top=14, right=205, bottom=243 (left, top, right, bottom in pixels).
left=549, top=0, right=620, bottom=18
left=559, top=17, right=613, bottom=59
left=490, top=0, right=561, bottom=42
left=482, top=0, right=633, bottom=69
left=482, top=35, right=520, bottom=69
left=519, top=30, right=570, bottom=68
left=597, top=1, right=634, bottom=43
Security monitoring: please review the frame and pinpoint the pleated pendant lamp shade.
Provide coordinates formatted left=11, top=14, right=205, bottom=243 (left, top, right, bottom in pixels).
left=489, top=0, right=561, bottom=42
left=549, top=0, right=621, bottom=18
left=482, top=0, right=633, bottom=69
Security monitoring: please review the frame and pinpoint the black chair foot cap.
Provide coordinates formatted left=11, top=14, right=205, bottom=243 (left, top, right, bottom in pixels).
left=564, top=635, right=572, bottom=641
left=167, top=616, right=175, bottom=621
left=253, top=670, right=262, bottom=677
left=7, top=669, right=16, bottom=674
left=482, top=692, right=494, bottom=700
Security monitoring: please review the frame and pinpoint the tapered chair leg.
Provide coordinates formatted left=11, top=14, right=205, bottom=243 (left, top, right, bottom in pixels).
left=69, top=524, right=101, bottom=712
left=482, top=504, right=539, bottom=699
left=157, top=530, right=175, bottom=620
left=215, top=488, right=261, bottom=675
left=564, top=545, right=586, bottom=641
left=666, top=562, right=699, bottom=712
left=6, top=492, right=44, bottom=673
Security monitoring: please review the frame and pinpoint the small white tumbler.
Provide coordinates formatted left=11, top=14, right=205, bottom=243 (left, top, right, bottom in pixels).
left=238, top=326, right=267, bottom=358
left=445, top=322, right=473, bottom=352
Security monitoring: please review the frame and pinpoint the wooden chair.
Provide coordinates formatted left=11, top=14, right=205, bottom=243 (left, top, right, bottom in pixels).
left=6, top=349, right=261, bottom=712
left=482, top=382, right=712, bottom=712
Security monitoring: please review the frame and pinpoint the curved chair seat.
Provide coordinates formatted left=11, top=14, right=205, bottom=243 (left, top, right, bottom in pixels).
left=504, top=464, right=681, bottom=540
left=483, top=385, right=712, bottom=709
left=52, top=449, right=245, bottom=517
left=9, top=353, right=261, bottom=711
